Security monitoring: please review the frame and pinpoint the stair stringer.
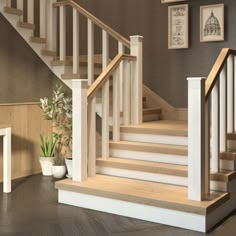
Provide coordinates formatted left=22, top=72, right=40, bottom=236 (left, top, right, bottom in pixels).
left=0, top=3, right=71, bottom=89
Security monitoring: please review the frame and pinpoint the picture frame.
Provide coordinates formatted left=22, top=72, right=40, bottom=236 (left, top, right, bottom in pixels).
left=168, top=4, right=189, bottom=49
left=200, top=4, right=224, bottom=42
left=162, top=0, right=186, bottom=3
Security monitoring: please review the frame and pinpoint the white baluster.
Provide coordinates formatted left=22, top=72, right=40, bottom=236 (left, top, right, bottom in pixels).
left=72, top=79, right=88, bottom=182
left=130, top=36, right=143, bottom=125
left=227, top=55, right=233, bottom=133
left=205, top=100, right=210, bottom=196
left=220, top=64, right=227, bottom=152
left=187, top=77, right=206, bottom=201
left=59, top=5, right=66, bottom=61
left=47, top=0, right=57, bottom=51
left=211, top=80, right=220, bottom=172
left=234, top=56, right=236, bottom=132
left=113, top=69, right=120, bottom=141
left=88, top=96, right=96, bottom=177
left=102, top=30, right=109, bottom=158
left=27, top=1, right=34, bottom=25
left=123, top=60, right=131, bottom=125
left=118, top=42, right=125, bottom=112
left=6, top=0, right=11, bottom=7
left=17, top=0, right=23, bottom=21
left=73, top=9, right=79, bottom=74
left=40, top=0, right=46, bottom=38
left=3, top=128, right=11, bottom=193
left=88, top=19, right=94, bottom=85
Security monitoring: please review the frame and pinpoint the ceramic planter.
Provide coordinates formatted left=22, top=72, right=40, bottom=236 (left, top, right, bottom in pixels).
left=65, top=158, right=72, bottom=178
left=52, top=165, right=66, bottom=178
left=39, top=157, right=53, bottom=176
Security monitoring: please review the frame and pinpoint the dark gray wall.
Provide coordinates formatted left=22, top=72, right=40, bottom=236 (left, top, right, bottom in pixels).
left=0, top=14, right=58, bottom=103
left=74, top=0, right=236, bottom=108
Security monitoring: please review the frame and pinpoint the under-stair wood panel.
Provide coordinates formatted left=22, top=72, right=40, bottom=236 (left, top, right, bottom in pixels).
left=0, top=103, right=52, bottom=182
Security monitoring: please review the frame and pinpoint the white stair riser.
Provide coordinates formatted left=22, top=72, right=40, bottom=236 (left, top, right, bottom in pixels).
left=220, top=159, right=235, bottom=171
left=110, top=149, right=188, bottom=165
left=97, top=167, right=227, bottom=192
left=121, top=133, right=188, bottom=146
left=58, top=189, right=208, bottom=232
left=143, top=113, right=160, bottom=122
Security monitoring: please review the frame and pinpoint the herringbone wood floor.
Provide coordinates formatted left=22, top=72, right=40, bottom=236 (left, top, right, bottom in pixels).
left=0, top=175, right=236, bottom=236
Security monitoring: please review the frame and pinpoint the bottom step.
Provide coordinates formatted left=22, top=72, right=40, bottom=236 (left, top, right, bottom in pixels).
left=55, top=175, right=235, bottom=232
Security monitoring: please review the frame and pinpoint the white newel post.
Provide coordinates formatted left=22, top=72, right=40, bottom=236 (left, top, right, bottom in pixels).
left=130, top=36, right=143, bottom=125
left=187, top=77, right=206, bottom=201
left=72, top=80, right=88, bottom=182
left=47, top=0, right=57, bottom=51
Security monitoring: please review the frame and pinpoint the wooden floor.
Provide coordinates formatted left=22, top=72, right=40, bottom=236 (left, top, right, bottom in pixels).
left=1, top=174, right=236, bottom=236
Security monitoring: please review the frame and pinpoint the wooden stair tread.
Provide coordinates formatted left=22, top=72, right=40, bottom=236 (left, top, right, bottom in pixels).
left=97, top=157, right=188, bottom=177
left=227, top=133, right=236, bottom=140
left=110, top=140, right=188, bottom=156
left=55, top=174, right=229, bottom=215
left=61, top=74, right=100, bottom=80
left=220, top=151, right=236, bottom=160
left=143, top=108, right=161, bottom=114
left=51, top=55, right=102, bottom=67
left=121, top=120, right=188, bottom=137
left=17, top=21, right=35, bottom=30
left=41, top=50, right=57, bottom=57
left=29, top=36, right=46, bottom=44
left=97, top=157, right=236, bottom=182
left=4, top=7, right=23, bottom=16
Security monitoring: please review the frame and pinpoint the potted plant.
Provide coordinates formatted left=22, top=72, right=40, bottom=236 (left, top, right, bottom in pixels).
left=39, top=133, right=57, bottom=176
left=52, top=156, right=66, bottom=178
left=40, top=85, right=72, bottom=178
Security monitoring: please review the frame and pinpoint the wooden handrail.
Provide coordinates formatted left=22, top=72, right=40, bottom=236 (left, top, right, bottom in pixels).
left=53, top=0, right=130, bottom=48
left=87, top=54, right=136, bottom=99
left=205, top=48, right=236, bottom=99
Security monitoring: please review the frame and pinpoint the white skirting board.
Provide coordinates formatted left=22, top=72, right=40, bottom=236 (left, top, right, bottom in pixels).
left=96, top=167, right=227, bottom=192
left=58, top=189, right=206, bottom=232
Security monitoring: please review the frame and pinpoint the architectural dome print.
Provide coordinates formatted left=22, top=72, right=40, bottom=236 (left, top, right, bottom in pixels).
left=200, top=4, right=224, bottom=42
left=204, top=11, right=221, bottom=36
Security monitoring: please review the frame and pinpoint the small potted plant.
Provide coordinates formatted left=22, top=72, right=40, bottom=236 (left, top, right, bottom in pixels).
left=52, top=156, right=66, bottom=178
left=40, top=85, right=72, bottom=178
left=39, top=133, right=57, bottom=176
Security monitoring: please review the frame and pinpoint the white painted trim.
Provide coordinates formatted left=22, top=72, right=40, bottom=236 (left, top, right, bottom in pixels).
left=121, top=132, right=188, bottom=146
left=58, top=189, right=207, bottom=232
left=110, top=149, right=188, bottom=165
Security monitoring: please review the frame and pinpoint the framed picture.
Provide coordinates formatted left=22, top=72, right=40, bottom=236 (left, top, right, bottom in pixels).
left=162, top=0, right=186, bottom=3
left=168, top=4, right=189, bottom=49
left=200, top=4, right=224, bottom=42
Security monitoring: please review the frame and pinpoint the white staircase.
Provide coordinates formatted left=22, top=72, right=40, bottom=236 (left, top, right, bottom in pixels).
left=1, top=0, right=236, bottom=233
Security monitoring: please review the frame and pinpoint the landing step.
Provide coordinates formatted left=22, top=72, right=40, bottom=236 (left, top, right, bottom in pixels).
left=56, top=175, right=231, bottom=232
left=17, top=21, right=35, bottom=30
left=29, top=36, right=46, bottom=44
left=4, top=7, right=23, bottom=16
left=56, top=175, right=228, bottom=215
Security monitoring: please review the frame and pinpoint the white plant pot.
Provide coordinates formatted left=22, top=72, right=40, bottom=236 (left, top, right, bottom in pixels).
left=39, top=157, right=53, bottom=176
left=65, top=159, right=72, bottom=178
left=52, top=165, right=66, bottom=179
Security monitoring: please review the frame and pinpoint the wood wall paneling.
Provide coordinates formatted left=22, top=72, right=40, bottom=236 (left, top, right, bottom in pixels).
left=0, top=103, right=52, bottom=182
